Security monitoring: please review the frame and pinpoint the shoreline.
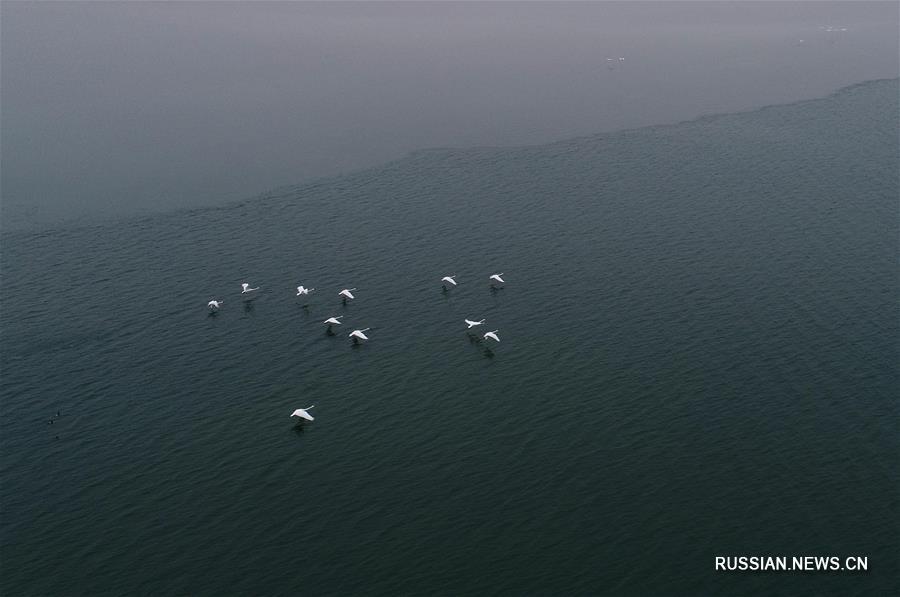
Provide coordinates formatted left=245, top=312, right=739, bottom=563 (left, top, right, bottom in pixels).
left=2, top=77, right=897, bottom=238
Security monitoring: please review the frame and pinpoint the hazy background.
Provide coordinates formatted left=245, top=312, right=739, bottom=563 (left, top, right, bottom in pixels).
left=2, top=1, right=898, bottom=230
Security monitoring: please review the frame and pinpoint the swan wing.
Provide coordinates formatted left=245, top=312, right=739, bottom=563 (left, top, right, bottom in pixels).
left=291, top=409, right=314, bottom=421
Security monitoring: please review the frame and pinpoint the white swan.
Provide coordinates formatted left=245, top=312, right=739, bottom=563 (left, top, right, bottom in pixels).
left=465, top=318, right=485, bottom=329
left=323, top=316, right=344, bottom=325
left=291, top=406, right=315, bottom=421
left=296, top=285, right=315, bottom=296
left=484, top=330, right=500, bottom=343
left=441, top=275, right=457, bottom=287
left=489, top=273, right=505, bottom=284
left=207, top=300, right=223, bottom=310
left=349, top=328, right=370, bottom=342
left=241, top=282, right=260, bottom=296
left=339, top=288, right=357, bottom=300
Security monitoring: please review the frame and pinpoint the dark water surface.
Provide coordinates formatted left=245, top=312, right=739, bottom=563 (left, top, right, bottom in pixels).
left=2, top=80, right=898, bottom=595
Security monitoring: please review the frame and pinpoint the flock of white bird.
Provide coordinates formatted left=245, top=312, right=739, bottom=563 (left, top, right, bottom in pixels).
left=206, top=273, right=508, bottom=424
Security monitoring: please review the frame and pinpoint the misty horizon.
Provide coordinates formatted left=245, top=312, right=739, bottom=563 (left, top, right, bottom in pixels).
left=2, top=1, right=898, bottom=230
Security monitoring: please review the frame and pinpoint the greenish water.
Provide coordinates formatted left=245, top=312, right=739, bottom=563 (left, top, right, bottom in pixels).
left=1, top=79, right=897, bottom=595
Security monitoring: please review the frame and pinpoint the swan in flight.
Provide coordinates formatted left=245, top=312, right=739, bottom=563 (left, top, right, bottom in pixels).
left=465, top=318, right=485, bottom=329
left=489, top=273, right=505, bottom=285
left=207, top=300, right=223, bottom=311
left=484, top=330, right=500, bottom=343
left=291, top=406, right=315, bottom=421
left=339, top=288, right=357, bottom=304
left=323, top=316, right=343, bottom=325
left=296, top=285, right=315, bottom=296
left=241, top=282, right=260, bottom=297
left=349, top=328, right=370, bottom=342
left=441, top=275, right=457, bottom=288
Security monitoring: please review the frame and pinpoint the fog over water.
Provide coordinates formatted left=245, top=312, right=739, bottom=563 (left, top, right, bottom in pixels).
left=2, top=4, right=899, bottom=595
left=2, top=1, right=898, bottom=230
left=2, top=77, right=897, bottom=596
